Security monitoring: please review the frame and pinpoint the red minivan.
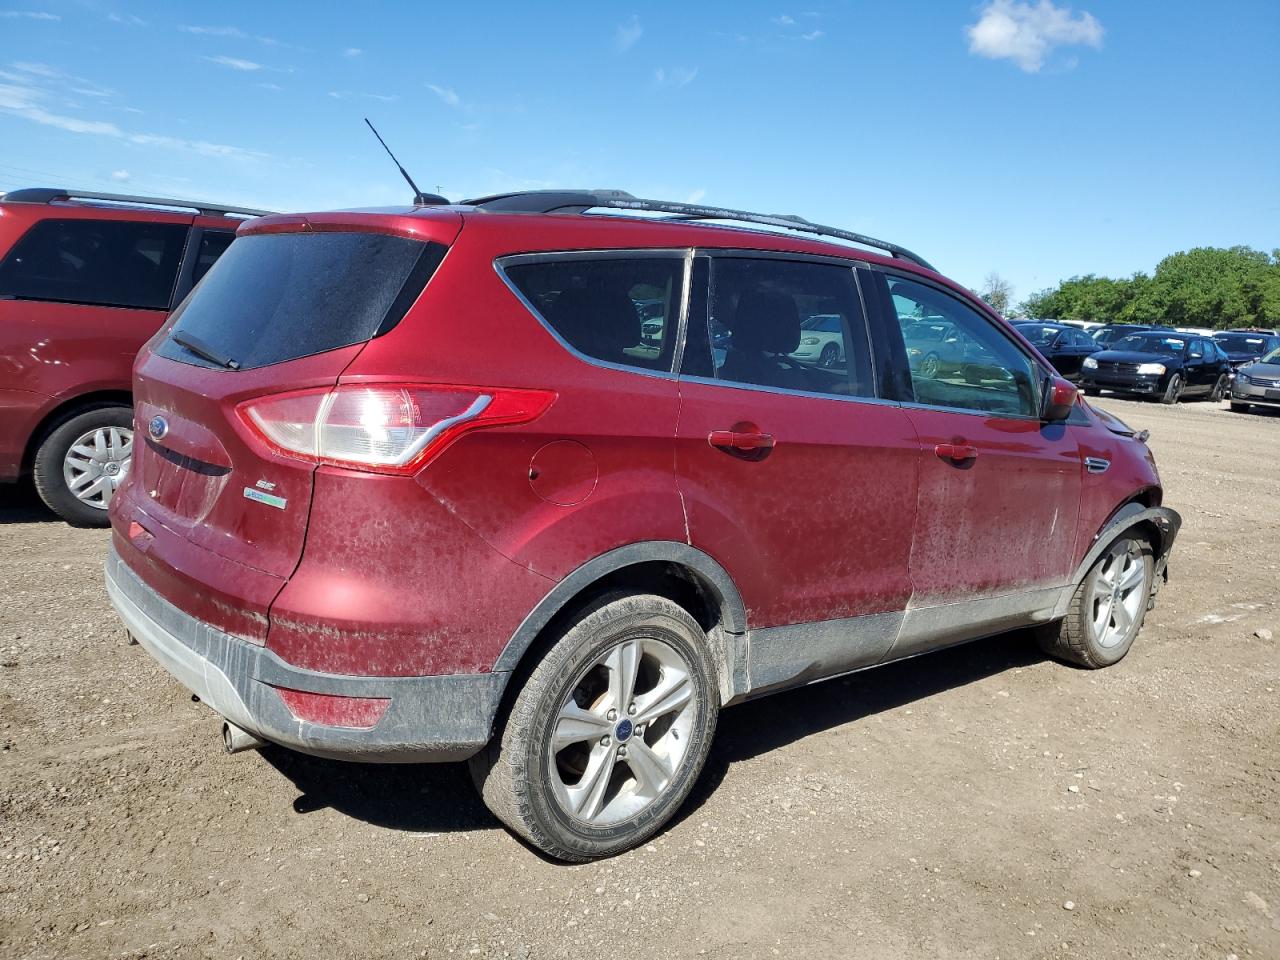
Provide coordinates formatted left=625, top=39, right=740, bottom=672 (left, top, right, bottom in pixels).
left=0, top=188, right=269, bottom=524
left=105, top=191, right=1180, bottom=861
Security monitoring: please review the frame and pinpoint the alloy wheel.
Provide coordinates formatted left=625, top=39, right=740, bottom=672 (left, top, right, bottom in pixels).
left=548, top=636, right=697, bottom=826
left=1086, top=539, right=1149, bottom=649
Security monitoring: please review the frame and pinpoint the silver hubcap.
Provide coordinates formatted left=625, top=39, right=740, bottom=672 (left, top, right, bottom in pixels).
left=63, top=425, right=133, bottom=509
left=1087, top=539, right=1148, bottom=649
left=549, top=637, right=697, bottom=826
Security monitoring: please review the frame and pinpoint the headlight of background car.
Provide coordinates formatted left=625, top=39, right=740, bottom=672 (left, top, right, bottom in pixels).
left=1235, top=372, right=1250, bottom=385
left=1136, top=363, right=1166, bottom=375
left=800, top=337, right=820, bottom=345
left=1082, top=357, right=1098, bottom=370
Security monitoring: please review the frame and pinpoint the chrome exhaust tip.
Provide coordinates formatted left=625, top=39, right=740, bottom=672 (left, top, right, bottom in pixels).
left=222, top=720, right=265, bottom=755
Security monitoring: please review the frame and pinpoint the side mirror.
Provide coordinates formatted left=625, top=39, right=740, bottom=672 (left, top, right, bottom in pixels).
left=1042, top=377, right=1077, bottom=422
left=1189, top=351, right=1203, bottom=359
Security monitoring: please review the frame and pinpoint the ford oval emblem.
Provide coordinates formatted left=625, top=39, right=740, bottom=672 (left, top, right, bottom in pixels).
left=148, top=415, right=168, bottom=441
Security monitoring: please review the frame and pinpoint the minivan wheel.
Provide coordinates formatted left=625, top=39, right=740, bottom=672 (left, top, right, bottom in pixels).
left=1159, top=374, right=1183, bottom=405
left=1035, top=536, right=1154, bottom=669
left=471, top=593, right=718, bottom=861
left=32, top=405, right=134, bottom=527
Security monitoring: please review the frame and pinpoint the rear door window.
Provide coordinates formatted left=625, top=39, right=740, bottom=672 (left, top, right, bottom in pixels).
left=500, top=254, right=685, bottom=372
left=156, top=231, right=445, bottom=371
left=0, top=218, right=189, bottom=310
left=697, top=257, right=873, bottom=398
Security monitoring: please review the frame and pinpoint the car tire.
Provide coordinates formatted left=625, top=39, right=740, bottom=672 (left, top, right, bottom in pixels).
left=1159, top=374, right=1183, bottom=405
left=1229, top=401, right=1251, bottom=413
left=32, top=405, right=134, bottom=527
left=1035, top=535, right=1154, bottom=669
left=470, top=593, right=719, bottom=862
left=919, top=353, right=940, bottom=378
left=1209, top=374, right=1229, bottom=402
left=818, top=343, right=839, bottom=369
left=1083, top=387, right=1102, bottom=396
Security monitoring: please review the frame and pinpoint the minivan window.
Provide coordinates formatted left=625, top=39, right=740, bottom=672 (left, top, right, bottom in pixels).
left=0, top=218, right=188, bottom=310
left=190, top=230, right=236, bottom=286
left=886, top=275, right=1038, bottom=417
left=156, top=232, right=444, bottom=371
left=704, top=257, right=872, bottom=397
left=502, top=256, right=684, bottom=372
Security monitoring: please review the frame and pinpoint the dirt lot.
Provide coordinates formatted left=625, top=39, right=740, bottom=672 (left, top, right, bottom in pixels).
left=1, top=396, right=1277, bottom=960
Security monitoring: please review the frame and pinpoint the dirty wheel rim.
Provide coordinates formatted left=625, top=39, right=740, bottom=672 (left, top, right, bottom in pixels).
left=62, top=425, right=132, bottom=510
left=1087, top=539, right=1148, bottom=649
left=548, top=636, right=697, bottom=826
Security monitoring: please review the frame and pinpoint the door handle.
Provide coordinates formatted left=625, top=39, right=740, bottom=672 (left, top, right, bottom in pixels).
left=934, top=442, right=978, bottom=463
left=708, top=426, right=775, bottom=461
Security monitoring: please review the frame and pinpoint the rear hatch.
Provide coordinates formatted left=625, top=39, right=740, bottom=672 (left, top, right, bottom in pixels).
left=120, top=214, right=459, bottom=639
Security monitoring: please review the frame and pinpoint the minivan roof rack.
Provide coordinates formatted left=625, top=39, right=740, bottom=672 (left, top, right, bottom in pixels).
left=1, top=187, right=272, bottom=219
left=460, top=189, right=935, bottom=271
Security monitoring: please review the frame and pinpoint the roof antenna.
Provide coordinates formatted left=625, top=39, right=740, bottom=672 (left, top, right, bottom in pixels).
left=363, top=118, right=448, bottom=206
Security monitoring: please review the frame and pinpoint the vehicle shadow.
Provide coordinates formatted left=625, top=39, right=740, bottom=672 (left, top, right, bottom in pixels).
left=0, top=481, right=58, bottom=524
left=261, top=628, right=1046, bottom=839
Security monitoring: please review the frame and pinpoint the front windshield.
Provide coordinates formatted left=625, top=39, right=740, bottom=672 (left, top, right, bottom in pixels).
left=1017, top=325, right=1059, bottom=346
left=1261, top=347, right=1280, bottom=365
left=1214, top=334, right=1268, bottom=351
left=1113, top=333, right=1186, bottom=354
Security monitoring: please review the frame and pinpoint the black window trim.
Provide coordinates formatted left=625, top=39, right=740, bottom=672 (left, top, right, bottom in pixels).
left=870, top=264, right=1054, bottom=423
left=493, top=248, right=691, bottom=382
left=171, top=225, right=236, bottom=308
left=676, top=246, right=895, bottom=407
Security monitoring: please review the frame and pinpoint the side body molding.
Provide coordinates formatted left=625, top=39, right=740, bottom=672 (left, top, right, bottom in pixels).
left=493, top=541, right=749, bottom=700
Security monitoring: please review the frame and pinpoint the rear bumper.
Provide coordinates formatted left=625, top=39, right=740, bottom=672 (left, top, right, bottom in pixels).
left=105, top=546, right=504, bottom=762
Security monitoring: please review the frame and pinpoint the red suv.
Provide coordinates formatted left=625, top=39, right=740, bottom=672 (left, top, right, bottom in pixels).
left=0, top=188, right=268, bottom=525
left=104, top=191, right=1180, bottom=861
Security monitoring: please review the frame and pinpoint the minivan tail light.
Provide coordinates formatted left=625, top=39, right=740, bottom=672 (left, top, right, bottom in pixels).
left=238, top=384, right=554, bottom=475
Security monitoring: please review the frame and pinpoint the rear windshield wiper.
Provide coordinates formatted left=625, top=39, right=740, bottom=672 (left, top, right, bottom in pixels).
left=172, top=331, right=240, bottom=370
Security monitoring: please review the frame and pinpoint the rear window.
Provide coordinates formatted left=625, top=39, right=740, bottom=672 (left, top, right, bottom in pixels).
left=0, top=218, right=188, bottom=310
left=156, top=232, right=445, bottom=371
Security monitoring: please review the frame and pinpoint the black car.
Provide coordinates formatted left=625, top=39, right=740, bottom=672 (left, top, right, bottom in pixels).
left=1081, top=331, right=1231, bottom=404
left=1212, top=331, right=1280, bottom=369
left=1012, top=321, right=1099, bottom=380
left=1090, top=323, right=1175, bottom=348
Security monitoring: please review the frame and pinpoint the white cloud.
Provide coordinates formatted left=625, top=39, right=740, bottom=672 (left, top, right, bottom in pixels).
left=799, top=30, right=824, bottom=41
left=107, top=13, right=147, bottom=26
left=772, top=14, right=795, bottom=26
left=11, top=60, right=61, bottom=78
left=966, top=0, right=1103, bottom=73
left=205, top=55, right=263, bottom=72
left=328, top=90, right=398, bottom=103
left=110, top=169, right=130, bottom=181
left=654, top=66, right=698, bottom=88
left=257, top=82, right=283, bottom=91
left=342, top=47, right=362, bottom=57
left=616, top=14, right=642, bottom=51
left=180, top=24, right=279, bottom=45
left=0, top=10, right=60, bottom=20
left=426, top=83, right=461, bottom=107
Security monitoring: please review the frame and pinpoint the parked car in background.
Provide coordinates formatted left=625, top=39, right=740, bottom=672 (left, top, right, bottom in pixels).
left=104, top=188, right=1180, bottom=861
left=1081, top=331, right=1231, bottom=403
left=788, top=312, right=844, bottom=368
left=1090, top=323, right=1174, bottom=348
left=0, top=188, right=268, bottom=524
left=1212, top=330, right=1280, bottom=369
left=1229, top=345, right=1280, bottom=413
left=1011, top=321, right=1099, bottom=380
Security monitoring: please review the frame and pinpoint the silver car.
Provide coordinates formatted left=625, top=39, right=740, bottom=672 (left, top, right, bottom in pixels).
left=1230, top=345, right=1280, bottom=413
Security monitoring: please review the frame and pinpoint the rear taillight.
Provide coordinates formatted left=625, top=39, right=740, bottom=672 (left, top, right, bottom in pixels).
left=237, top=383, right=554, bottom=475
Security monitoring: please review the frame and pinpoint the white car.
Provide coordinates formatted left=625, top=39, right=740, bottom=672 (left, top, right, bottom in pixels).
left=789, top=313, right=844, bottom=368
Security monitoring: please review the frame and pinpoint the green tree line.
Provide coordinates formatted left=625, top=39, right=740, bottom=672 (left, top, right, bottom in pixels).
left=1018, top=246, right=1280, bottom=329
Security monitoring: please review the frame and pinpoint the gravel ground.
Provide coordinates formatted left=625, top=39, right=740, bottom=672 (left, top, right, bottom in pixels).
left=1, top=396, right=1277, bottom=960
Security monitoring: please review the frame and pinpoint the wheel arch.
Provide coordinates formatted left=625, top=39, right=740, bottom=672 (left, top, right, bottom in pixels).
left=1054, top=504, right=1182, bottom=619
left=491, top=542, right=749, bottom=707
left=22, top=389, right=133, bottom=475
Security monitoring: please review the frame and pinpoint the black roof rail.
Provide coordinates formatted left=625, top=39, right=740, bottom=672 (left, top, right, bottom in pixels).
left=460, top=189, right=935, bottom=271
left=0, top=187, right=273, bottom=219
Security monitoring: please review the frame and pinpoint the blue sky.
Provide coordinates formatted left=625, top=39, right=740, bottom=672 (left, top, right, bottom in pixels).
left=1, top=1, right=1276, bottom=305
